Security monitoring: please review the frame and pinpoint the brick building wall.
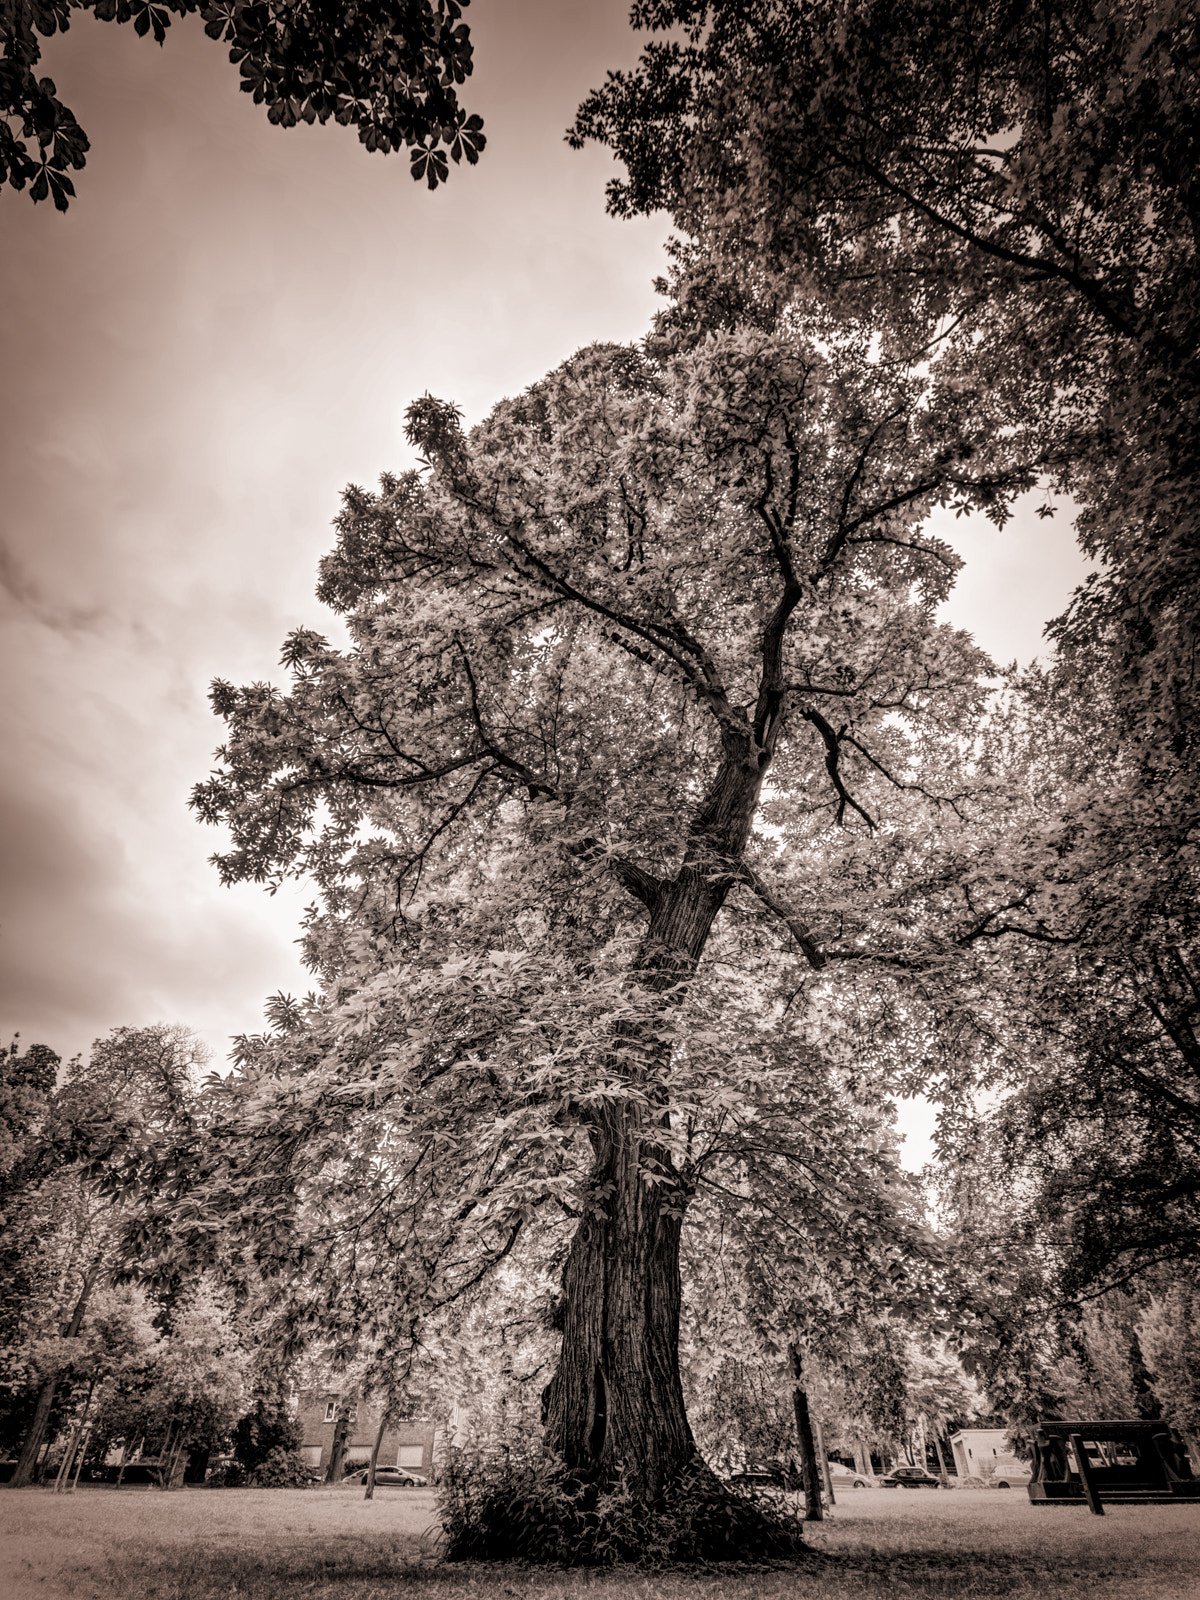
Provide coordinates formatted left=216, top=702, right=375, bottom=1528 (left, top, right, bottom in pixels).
left=296, top=1393, right=439, bottom=1477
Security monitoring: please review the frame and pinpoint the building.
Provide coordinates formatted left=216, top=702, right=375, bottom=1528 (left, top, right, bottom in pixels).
left=949, top=1427, right=1022, bottom=1480
left=296, top=1393, right=439, bottom=1478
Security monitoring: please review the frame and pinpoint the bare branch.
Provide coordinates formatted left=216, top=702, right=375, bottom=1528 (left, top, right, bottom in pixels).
left=736, top=861, right=826, bottom=970
left=800, top=707, right=877, bottom=830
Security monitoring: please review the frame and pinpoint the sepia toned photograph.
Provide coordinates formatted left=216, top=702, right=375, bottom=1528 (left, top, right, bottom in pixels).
left=1, top=3, right=1197, bottom=1596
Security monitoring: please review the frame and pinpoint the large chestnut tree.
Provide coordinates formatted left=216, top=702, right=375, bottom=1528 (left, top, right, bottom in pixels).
left=191, top=324, right=1027, bottom=1541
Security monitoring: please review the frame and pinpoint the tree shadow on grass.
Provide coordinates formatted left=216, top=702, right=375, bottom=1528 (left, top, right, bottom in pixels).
left=73, top=1531, right=1199, bottom=1600
left=818, top=1545, right=1182, bottom=1598
left=87, top=1536, right=439, bottom=1600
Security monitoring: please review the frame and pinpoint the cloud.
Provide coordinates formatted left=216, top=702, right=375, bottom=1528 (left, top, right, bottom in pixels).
left=0, top=2, right=669, bottom=1069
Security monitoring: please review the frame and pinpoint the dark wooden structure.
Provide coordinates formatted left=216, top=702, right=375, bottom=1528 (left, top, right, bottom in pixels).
left=1028, top=1417, right=1200, bottom=1513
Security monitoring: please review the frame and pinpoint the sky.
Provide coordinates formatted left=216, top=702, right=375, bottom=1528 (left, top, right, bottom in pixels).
left=0, top=1, right=1089, bottom=1168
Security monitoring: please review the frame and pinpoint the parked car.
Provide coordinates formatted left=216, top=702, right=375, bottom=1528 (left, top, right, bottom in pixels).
left=879, top=1465, right=942, bottom=1489
left=988, top=1459, right=1032, bottom=1489
left=828, top=1463, right=874, bottom=1488
left=727, top=1468, right=796, bottom=1491
left=344, top=1465, right=428, bottom=1488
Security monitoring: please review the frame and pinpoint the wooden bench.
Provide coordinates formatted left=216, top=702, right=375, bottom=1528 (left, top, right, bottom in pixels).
left=1028, top=1417, right=1200, bottom=1514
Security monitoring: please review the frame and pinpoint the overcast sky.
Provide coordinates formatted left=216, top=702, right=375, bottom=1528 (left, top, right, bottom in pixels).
left=0, top=1, right=1088, bottom=1166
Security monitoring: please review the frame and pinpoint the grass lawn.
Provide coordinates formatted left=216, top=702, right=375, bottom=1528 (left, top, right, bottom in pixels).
left=1, top=1484, right=1198, bottom=1600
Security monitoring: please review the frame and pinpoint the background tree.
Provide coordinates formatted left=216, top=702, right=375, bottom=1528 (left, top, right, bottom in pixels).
left=55, top=1282, right=161, bottom=1474
left=1138, top=1279, right=1200, bottom=1446
left=0, top=1038, right=62, bottom=1449
left=955, top=655, right=1200, bottom=1303
left=2, top=0, right=485, bottom=211
left=902, top=1344, right=980, bottom=1480
left=0, top=1038, right=59, bottom=1197
left=71, top=1279, right=248, bottom=1484
left=1, top=1167, right=111, bottom=1481
left=230, top=1395, right=303, bottom=1482
left=576, top=0, right=1199, bottom=752
left=674, top=1064, right=965, bottom=1515
left=2, top=1023, right=204, bottom=1484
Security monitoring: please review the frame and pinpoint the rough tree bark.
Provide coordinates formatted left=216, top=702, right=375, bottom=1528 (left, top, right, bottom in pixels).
left=541, top=875, right=727, bottom=1497
left=541, top=741, right=805, bottom=1537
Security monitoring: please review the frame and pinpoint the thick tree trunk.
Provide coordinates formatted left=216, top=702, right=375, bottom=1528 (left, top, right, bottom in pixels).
left=542, top=1118, right=694, bottom=1497
left=788, top=1345, right=824, bottom=1522
left=8, top=1263, right=101, bottom=1489
left=542, top=868, right=731, bottom=1499
left=536, top=743, right=811, bottom=1569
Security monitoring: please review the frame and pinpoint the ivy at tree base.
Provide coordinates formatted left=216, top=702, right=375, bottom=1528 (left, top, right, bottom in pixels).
left=438, top=1449, right=808, bottom=1565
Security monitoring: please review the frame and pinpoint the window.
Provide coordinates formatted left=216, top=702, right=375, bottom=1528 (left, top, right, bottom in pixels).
left=323, top=1402, right=337, bottom=1423
left=398, top=1445, right=424, bottom=1468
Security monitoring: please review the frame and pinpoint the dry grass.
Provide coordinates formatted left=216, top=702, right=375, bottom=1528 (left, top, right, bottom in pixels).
left=1, top=1483, right=1198, bottom=1600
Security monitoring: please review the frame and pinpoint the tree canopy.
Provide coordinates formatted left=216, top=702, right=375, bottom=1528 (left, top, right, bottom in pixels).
left=1, top=0, right=484, bottom=210
left=574, top=0, right=1199, bottom=778
left=177, top=310, right=1049, bottom=1552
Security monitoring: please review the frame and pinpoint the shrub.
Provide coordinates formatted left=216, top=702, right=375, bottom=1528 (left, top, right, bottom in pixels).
left=437, top=1441, right=806, bottom=1565
left=250, top=1445, right=313, bottom=1488
left=231, top=1400, right=303, bottom=1478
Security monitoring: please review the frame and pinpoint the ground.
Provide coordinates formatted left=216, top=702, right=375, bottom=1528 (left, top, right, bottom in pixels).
left=1, top=1483, right=1198, bottom=1599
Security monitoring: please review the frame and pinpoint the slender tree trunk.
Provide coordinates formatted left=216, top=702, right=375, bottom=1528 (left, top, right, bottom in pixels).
left=931, top=1429, right=950, bottom=1486
left=53, top=1376, right=97, bottom=1494
left=788, top=1344, right=824, bottom=1522
left=53, top=1422, right=80, bottom=1494
left=8, top=1263, right=101, bottom=1488
left=165, top=1421, right=189, bottom=1489
left=325, top=1404, right=352, bottom=1485
left=68, top=1424, right=92, bottom=1493
left=814, top=1414, right=835, bottom=1506
left=364, top=1410, right=389, bottom=1501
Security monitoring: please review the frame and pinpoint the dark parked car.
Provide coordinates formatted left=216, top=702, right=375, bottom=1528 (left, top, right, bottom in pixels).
left=344, top=1465, right=428, bottom=1487
left=879, top=1465, right=942, bottom=1489
left=728, top=1470, right=789, bottom=1490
